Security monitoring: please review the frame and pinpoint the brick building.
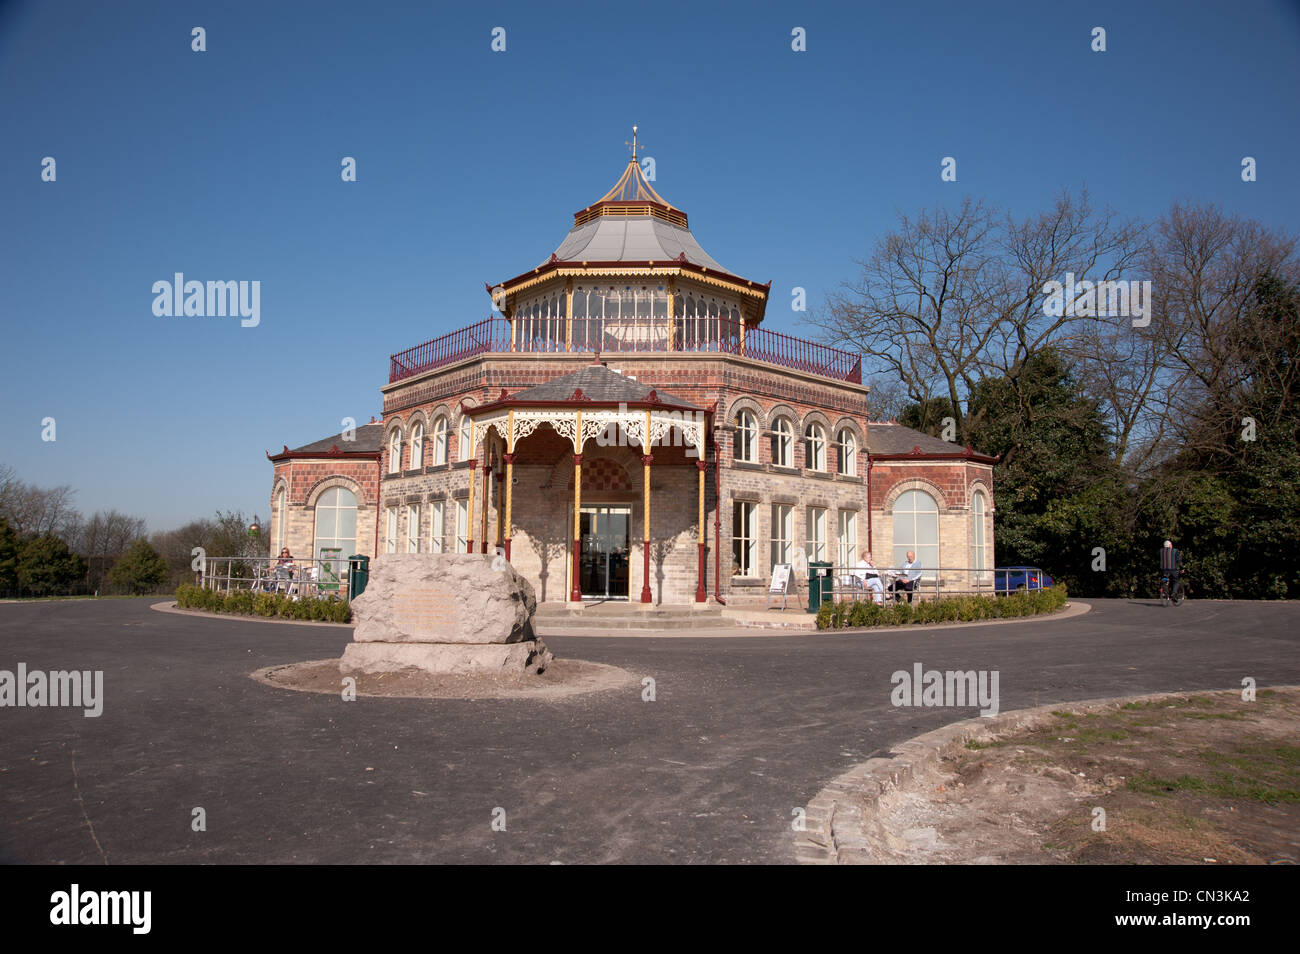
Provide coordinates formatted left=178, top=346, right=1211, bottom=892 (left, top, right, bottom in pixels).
left=267, top=144, right=997, bottom=604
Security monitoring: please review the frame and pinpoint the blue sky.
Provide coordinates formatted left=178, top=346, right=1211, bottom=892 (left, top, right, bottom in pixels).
left=2, top=0, right=1298, bottom=532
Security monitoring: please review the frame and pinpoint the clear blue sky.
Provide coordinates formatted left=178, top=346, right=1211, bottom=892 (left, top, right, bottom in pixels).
left=2, top=0, right=1298, bottom=533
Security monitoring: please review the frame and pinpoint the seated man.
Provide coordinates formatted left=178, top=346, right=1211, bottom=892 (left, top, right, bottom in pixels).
left=855, top=553, right=885, bottom=605
left=889, top=551, right=922, bottom=603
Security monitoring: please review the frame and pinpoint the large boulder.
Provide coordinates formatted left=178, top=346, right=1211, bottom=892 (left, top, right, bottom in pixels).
left=340, top=553, right=551, bottom=676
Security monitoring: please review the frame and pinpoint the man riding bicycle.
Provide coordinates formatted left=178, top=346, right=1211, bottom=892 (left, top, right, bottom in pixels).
left=1159, top=540, right=1186, bottom=606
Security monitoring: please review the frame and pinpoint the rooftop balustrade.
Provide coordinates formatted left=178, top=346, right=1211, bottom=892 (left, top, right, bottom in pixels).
left=388, top=316, right=862, bottom=385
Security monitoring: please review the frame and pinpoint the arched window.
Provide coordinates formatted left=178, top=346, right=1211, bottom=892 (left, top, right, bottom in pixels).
left=892, top=490, right=939, bottom=578
left=275, top=486, right=286, bottom=552
left=409, top=422, right=424, bottom=470
left=313, top=487, right=357, bottom=563
left=734, top=410, right=757, bottom=463
left=972, top=491, right=988, bottom=572
left=805, top=423, right=826, bottom=471
left=771, top=417, right=793, bottom=468
left=836, top=429, right=856, bottom=476
left=431, top=416, right=448, bottom=465
left=388, top=429, right=402, bottom=474
left=457, top=416, right=472, bottom=462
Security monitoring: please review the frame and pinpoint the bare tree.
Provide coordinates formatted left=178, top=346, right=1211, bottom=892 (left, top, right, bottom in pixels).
left=813, top=190, right=1141, bottom=441
left=1144, top=204, right=1299, bottom=466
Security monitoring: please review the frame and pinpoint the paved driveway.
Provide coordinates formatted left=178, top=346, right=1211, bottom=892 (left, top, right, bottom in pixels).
left=1, top=598, right=1296, bottom=863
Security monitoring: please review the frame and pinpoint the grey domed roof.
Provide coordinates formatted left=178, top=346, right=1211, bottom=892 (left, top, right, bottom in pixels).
left=550, top=214, right=730, bottom=272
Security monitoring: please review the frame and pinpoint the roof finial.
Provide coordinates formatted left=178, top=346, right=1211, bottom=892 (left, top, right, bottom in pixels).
left=625, top=124, right=639, bottom=162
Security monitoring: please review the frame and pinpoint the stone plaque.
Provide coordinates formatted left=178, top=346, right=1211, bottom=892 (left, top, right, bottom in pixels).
left=391, top=585, right=462, bottom=638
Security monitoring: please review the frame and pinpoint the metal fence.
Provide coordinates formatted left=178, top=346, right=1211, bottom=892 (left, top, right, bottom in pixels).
left=812, top=565, right=1052, bottom=603
left=197, top=556, right=355, bottom=601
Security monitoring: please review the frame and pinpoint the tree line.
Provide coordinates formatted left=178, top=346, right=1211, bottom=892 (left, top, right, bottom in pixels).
left=0, top=466, right=263, bottom=597
left=813, top=196, right=1299, bottom=599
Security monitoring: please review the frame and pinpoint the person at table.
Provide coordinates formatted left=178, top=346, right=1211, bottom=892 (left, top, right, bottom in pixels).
left=889, top=551, right=922, bottom=603
left=856, top=553, right=885, bottom=605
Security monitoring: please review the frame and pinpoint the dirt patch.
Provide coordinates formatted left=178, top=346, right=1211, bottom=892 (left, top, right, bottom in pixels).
left=850, top=688, right=1300, bottom=864
left=251, top=657, right=638, bottom=701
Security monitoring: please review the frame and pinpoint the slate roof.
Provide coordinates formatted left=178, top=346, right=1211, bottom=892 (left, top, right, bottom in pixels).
left=279, top=422, right=384, bottom=457
left=503, top=364, right=703, bottom=410
left=550, top=215, right=730, bottom=273
left=544, top=159, right=731, bottom=274
left=867, top=422, right=994, bottom=459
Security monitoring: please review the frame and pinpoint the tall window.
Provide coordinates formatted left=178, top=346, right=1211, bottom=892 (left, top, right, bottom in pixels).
left=406, top=504, right=420, bottom=553
left=837, top=510, right=857, bottom=567
left=772, top=418, right=793, bottom=468
left=735, top=410, right=757, bottom=463
left=972, top=491, right=988, bottom=572
left=457, top=416, right=472, bottom=462
left=385, top=508, right=398, bottom=554
left=431, top=416, right=448, bottom=465
left=388, top=430, right=402, bottom=474
left=807, top=507, right=827, bottom=562
left=409, top=423, right=424, bottom=470
left=892, top=490, right=939, bottom=577
left=430, top=500, right=446, bottom=553
left=732, top=502, right=756, bottom=577
left=455, top=499, right=469, bottom=553
left=837, top=429, right=856, bottom=476
left=805, top=423, right=826, bottom=471
left=771, top=504, right=793, bottom=570
left=312, top=487, right=357, bottom=562
left=275, top=486, right=286, bottom=552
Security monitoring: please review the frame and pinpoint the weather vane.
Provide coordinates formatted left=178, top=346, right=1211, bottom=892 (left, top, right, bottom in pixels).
left=626, top=124, right=641, bottom=161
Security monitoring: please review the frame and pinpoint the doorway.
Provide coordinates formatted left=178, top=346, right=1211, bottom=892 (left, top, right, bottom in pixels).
left=579, top=505, right=631, bottom=600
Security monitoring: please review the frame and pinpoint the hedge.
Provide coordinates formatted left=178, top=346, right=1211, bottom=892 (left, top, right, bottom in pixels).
left=175, top=583, right=351, bottom=623
left=815, top=585, right=1068, bottom=630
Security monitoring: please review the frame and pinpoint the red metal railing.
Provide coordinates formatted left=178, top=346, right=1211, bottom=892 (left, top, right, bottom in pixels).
left=742, top=322, right=862, bottom=383
left=389, top=316, right=862, bottom=384
left=389, top=317, right=510, bottom=382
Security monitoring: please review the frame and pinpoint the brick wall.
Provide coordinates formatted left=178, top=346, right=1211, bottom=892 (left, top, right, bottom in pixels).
left=271, top=351, right=996, bottom=605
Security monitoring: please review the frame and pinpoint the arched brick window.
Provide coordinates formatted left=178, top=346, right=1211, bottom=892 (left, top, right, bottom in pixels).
left=892, top=490, right=939, bottom=577
left=771, top=417, right=793, bottom=468
left=735, top=410, right=757, bottom=463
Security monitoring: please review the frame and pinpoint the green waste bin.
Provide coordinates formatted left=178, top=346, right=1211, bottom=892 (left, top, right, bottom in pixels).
left=807, top=561, right=833, bottom=613
left=347, top=554, right=370, bottom=600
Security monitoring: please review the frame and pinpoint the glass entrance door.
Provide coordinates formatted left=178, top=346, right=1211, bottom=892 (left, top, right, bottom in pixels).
left=579, top=505, right=631, bottom=600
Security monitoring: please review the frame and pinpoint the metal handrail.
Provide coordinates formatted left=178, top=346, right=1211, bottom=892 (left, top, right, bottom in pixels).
left=388, top=315, right=862, bottom=384
left=197, top=556, right=355, bottom=601
left=798, top=565, right=1051, bottom=602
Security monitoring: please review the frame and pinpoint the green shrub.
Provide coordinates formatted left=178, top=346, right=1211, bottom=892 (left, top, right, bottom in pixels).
left=176, top=584, right=351, bottom=624
left=819, top=584, right=1069, bottom=630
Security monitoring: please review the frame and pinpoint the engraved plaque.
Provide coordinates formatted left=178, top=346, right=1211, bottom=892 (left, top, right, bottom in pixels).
left=391, top=585, right=462, bottom=638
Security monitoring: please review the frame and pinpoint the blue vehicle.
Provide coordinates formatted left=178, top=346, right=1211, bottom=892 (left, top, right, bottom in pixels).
left=994, top=566, right=1053, bottom=594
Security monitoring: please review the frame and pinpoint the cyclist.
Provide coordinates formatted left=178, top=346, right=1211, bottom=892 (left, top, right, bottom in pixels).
left=1159, top=540, right=1185, bottom=605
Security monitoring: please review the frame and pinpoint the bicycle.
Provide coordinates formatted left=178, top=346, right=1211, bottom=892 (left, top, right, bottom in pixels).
left=1159, top=570, right=1186, bottom=607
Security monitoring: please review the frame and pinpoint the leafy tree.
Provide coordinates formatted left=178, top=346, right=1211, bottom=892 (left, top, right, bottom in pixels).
left=16, top=534, right=87, bottom=596
left=962, top=349, right=1129, bottom=596
left=0, top=517, right=19, bottom=592
left=108, top=538, right=170, bottom=594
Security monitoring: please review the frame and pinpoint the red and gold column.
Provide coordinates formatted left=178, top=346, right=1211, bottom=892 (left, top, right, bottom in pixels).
left=480, top=446, right=491, bottom=553
left=695, top=459, right=707, bottom=602
left=570, top=452, right=583, bottom=602
left=640, top=452, right=653, bottom=603
left=503, top=410, right=515, bottom=562
left=466, top=459, right=477, bottom=554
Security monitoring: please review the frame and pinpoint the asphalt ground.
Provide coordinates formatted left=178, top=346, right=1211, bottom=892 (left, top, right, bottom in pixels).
left=1, top=597, right=1296, bottom=864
